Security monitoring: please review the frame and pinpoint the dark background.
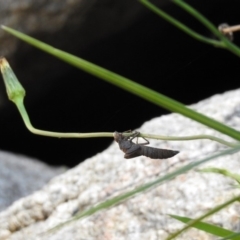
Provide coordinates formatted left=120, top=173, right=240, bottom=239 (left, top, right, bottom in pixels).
left=0, top=0, right=240, bottom=167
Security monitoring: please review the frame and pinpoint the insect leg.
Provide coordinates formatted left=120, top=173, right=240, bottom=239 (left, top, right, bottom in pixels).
left=126, top=131, right=150, bottom=146
left=136, top=136, right=150, bottom=145
left=130, top=132, right=150, bottom=146
left=128, top=131, right=140, bottom=142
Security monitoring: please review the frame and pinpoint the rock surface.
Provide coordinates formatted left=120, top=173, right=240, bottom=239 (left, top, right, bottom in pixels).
left=0, top=151, right=65, bottom=212
left=1, top=88, right=240, bottom=239
left=0, top=0, right=147, bottom=57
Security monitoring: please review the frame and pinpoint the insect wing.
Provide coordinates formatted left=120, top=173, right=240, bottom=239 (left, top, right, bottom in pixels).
left=124, top=144, right=142, bottom=159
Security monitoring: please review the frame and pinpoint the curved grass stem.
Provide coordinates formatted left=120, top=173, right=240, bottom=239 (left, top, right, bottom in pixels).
left=15, top=97, right=239, bottom=148
left=15, top=98, right=112, bottom=138
left=139, top=133, right=239, bottom=148
left=14, top=98, right=240, bottom=147
left=0, top=57, right=238, bottom=148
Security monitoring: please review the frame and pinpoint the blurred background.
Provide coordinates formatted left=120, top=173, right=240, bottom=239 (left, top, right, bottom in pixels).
left=0, top=0, right=240, bottom=167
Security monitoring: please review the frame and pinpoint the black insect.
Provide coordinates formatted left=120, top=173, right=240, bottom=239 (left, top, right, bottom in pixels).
left=113, top=131, right=179, bottom=159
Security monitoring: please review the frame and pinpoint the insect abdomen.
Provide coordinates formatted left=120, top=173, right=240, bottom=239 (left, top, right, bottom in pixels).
left=142, top=146, right=179, bottom=159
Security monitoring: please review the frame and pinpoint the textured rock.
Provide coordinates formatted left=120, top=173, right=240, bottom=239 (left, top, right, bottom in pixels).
left=1, top=88, right=240, bottom=239
left=0, top=0, right=147, bottom=56
left=0, top=151, right=65, bottom=211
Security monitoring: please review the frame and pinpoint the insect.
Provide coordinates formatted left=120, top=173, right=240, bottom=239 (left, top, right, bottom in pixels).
left=113, top=131, right=179, bottom=159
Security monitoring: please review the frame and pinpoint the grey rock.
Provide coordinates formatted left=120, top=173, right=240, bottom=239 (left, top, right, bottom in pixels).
left=0, top=150, right=65, bottom=211
left=0, top=0, right=147, bottom=56
left=1, top=88, right=240, bottom=239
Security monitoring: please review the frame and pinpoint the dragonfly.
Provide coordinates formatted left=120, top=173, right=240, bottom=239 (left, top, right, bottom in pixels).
left=114, top=131, right=179, bottom=159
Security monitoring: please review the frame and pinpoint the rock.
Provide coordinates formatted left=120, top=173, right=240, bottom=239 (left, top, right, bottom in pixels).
left=1, top=88, right=240, bottom=239
left=0, top=150, right=65, bottom=211
left=0, top=0, right=148, bottom=56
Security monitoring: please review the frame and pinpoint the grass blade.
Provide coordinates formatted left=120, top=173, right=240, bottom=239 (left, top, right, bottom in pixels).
left=173, top=0, right=240, bottom=57
left=139, top=0, right=223, bottom=47
left=2, top=26, right=240, bottom=141
left=220, top=232, right=240, bottom=240
left=167, top=195, right=240, bottom=239
left=170, top=215, right=237, bottom=238
left=199, top=167, right=240, bottom=184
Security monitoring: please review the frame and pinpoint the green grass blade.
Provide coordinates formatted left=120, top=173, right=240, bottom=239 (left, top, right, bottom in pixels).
left=139, top=0, right=223, bottom=47
left=141, top=0, right=240, bottom=57
left=167, top=195, right=240, bottom=239
left=199, top=167, right=240, bottom=184
left=220, top=232, right=240, bottom=240
left=170, top=215, right=237, bottom=238
left=48, top=146, right=240, bottom=232
left=173, top=0, right=240, bottom=57
left=2, top=26, right=240, bottom=141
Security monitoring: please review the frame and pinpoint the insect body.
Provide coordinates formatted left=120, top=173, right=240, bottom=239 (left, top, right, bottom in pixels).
left=113, top=131, right=179, bottom=159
